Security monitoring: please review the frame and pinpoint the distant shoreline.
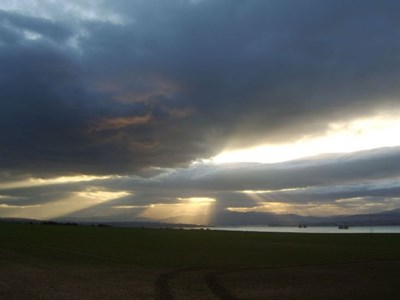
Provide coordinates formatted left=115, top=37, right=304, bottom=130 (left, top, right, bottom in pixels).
left=205, top=225, right=400, bottom=234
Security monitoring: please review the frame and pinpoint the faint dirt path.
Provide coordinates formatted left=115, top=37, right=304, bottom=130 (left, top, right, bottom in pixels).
left=203, top=271, right=238, bottom=300
left=154, top=259, right=400, bottom=300
left=154, top=269, right=177, bottom=300
left=154, top=268, right=200, bottom=300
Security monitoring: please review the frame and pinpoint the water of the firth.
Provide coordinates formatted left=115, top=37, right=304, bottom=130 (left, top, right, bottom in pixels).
left=208, top=225, right=400, bottom=233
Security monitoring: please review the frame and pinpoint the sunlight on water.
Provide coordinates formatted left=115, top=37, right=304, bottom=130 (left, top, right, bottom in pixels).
left=209, top=226, right=400, bottom=234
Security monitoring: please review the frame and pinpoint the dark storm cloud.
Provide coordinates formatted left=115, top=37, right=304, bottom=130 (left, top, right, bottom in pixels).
left=104, top=0, right=400, bottom=147
left=0, top=9, right=73, bottom=42
left=1, top=0, right=400, bottom=176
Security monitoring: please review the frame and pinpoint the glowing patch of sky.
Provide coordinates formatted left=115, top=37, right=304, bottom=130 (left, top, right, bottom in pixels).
left=226, top=202, right=343, bottom=216
left=178, top=197, right=216, bottom=204
left=239, top=188, right=305, bottom=194
left=227, top=197, right=400, bottom=217
left=0, top=0, right=124, bottom=24
left=213, top=113, right=400, bottom=164
left=112, top=205, right=148, bottom=209
left=0, top=204, right=40, bottom=209
left=139, top=197, right=216, bottom=225
left=0, top=175, right=117, bottom=190
left=0, top=187, right=130, bottom=220
left=74, top=188, right=130, bottom=202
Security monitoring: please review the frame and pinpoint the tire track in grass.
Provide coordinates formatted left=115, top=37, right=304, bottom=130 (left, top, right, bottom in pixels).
left=202, top=259, right=400, bottom=300
left=155, top=267, right=223, bottom=300
left=155, top=268, right=201, bottom=300
left=204, top=271, right=238, bottom=300
left=154, top=266, right=239, bottom=300
left=154, top=269, right=178, bottom=300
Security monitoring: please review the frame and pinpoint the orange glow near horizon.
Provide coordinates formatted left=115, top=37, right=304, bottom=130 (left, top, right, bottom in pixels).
left=0, top=188, right=130, bottom=220
left=0, top=175, right=116, bottom=190
left=139, top=197, right=216, bottom=225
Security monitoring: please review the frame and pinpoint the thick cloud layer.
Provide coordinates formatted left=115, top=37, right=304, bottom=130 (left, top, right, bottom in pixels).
left=1, top=147, right=400, bottom=220
left=1, top=0, right=400, bottom=176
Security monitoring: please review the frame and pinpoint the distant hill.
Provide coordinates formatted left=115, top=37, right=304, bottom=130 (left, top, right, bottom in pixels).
left=210, top=208, right=400, bottom=227
left=331, top=208, right=400, bottom=226
left=0, top=217, right=41, bottom=224
left=0, top=217, right=203, bottom=229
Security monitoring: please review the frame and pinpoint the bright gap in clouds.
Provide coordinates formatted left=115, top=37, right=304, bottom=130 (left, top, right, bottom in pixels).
left=0, top=187, right=130, bottom=220
left=1, top=1, right=124, bottom=24
left=139, top=197, right=216, bottom=225
left=0, top=175, right=115, bottom=190
left=213, top=113, right=400, bottom=164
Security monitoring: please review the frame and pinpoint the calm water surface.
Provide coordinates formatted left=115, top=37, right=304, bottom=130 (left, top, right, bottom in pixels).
left=208, top=225, right=400, bottom=233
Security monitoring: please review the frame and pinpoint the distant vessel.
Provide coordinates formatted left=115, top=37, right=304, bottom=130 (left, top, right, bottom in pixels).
left=298, top=224, right=307, bottom=228
left=338, top=224, right=349, bottom=229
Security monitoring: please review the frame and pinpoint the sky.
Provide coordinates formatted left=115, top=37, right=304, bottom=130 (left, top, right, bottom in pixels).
left=1, top=0, right=400, bottom=224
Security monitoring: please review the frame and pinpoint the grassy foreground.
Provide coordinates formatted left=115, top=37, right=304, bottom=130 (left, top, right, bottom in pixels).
left=1, top=223, right=399, bottom=299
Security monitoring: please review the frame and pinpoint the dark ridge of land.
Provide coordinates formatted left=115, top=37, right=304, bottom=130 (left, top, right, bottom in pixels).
left=1, top=223, right=400, bottom=299
left=3, top=206, right=400, bottom=228
left=0, top=217, right=206, bottom=229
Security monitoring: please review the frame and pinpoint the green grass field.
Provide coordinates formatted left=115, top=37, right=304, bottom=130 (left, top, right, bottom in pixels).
left=1, top=223, right=399, bottom=299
